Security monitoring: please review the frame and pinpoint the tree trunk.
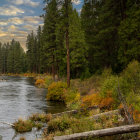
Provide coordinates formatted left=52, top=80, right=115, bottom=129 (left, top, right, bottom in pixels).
left=65, top=0, right=70, bottom=87
left=52, top=54, right=55, bottom=81
left=66, top=29, right=70, bottom=87
left=54, top=124, right=140, bottom=140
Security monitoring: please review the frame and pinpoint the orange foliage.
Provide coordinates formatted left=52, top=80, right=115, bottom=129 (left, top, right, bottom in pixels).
left=133, top=110, right=140, bottom=123
left=81, top=91, right=114, bottom=110
left=81, top=93, right=101, bottom=108
left=23, top=73, right=37, bottom=77
left=35, top=79, right=45, bottom=86
left=99, top=97, right=114, bottom=109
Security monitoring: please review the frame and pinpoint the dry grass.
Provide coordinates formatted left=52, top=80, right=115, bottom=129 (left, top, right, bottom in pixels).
left=14, top=119, right=33, bottom=133
left=71, top=75, right=102, bottom=96
left=19, top=137, right=26, bottom=140
left=29, top=113, right=52, bottom=123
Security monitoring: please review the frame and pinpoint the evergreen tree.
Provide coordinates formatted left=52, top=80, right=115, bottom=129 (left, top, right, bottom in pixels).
left=118, top=1, right=140, bottom=68
left=42, top=0, right=58, bottom=79
left=0, top=40, right=26, bottom=74
left=69, top=9, right=87, bottom=78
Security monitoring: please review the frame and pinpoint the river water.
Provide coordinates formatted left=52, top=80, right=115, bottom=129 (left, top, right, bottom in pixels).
left=0, top=76, right=66, bottom=140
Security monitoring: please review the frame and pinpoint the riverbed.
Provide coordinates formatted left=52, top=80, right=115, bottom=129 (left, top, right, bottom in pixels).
left=0, top=76, right=66, bottom=140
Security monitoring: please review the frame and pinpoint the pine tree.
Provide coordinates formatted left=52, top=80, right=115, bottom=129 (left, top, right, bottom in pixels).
left=69, top=9, right=87, bottom=78
left=118, top=1, right=140, bottom=68
left=42, top=0, right=58, bottom=79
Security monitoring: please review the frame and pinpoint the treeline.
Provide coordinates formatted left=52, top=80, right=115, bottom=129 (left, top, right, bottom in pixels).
left=0, top=40, right=26, bottom=74
left=26, top=1, right=87, bottom=80
left=1, top=0, right=139, bottom=79
left=26, top=0, right=140, bottom=80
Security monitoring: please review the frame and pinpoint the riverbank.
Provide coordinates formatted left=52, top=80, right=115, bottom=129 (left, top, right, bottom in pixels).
left=7, top=61, right=139, bottom=140
left=38, top=61, right=140, bottom=139
left=1, top=61, right=140, bottom=139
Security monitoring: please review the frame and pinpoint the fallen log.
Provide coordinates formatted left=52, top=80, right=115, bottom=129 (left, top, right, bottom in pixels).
left=0, top=121, right=14, bottom=127
left=90, top=109, right=122, bottom=120
left=54, top=124, right=140, bottom=140
left=52, top=106, right=99, bottom=117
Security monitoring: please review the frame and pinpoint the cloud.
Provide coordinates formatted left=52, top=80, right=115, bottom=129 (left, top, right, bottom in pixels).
left=0, top=16, right=42, bottom=50
left=0, top=27, right=28, bottom=50
left=0, top=5, right=24, bottom=16
left=0, top=29, right=8, bottom=37
left=0, top=21, right=8, bottom=26
left=0, top=16, right=43, bottom=27
left=72, top=0, right=81, bottom=5
left=23, top=16, right=43, bottom=24
left=10, top=17, right=24, bottom=25
left=10, top=0, right=40, bottom=7
left=0, top=33, right=7, bottom=37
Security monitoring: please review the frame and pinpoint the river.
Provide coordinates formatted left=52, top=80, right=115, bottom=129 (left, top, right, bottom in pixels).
left=0, top=76, right=66, bottom=140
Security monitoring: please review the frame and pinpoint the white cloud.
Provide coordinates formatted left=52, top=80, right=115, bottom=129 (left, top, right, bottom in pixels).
left=10, top=17, right=24, bottom=25
left=72, top=0, right=81, bottom=5
left=0, top=5, right=24, bottom=16
left=0, top=21, right=8, bottom=26
left=10, top=0, right=40, bottom=7
left=0, top=16, right=43, bottom=27
left=23, top=16, right=43, bottom=24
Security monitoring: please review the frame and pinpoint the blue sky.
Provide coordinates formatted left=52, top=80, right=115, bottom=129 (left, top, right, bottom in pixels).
left=0, top=0, right=82, bottom=50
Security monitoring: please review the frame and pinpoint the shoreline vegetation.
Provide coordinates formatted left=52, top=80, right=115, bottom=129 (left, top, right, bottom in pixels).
left=0, top=0, right=139, bottom=139
left=1, top=60, right=140, bottom=140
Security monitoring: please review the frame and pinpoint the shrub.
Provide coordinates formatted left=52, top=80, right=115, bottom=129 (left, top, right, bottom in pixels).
left=119, top=61, right=140, bottom=112
left=34, top=122, right=43, bottom=130
left=44, top=76, right=53, bottom=88
left=99, top=95, right=114, bottom=109
left=100, top=76, right=120, bottom=108
left=35, top=79, right=45, bottom=87
left=101, top=67, right=112, bottom=78
left=47, top=115, right=77, bottom=132
left=101, top=76, right=117, bottom=97
left=65, top=89, right=81, bottom=109
left=29, top=113, right=52, bottom=123
left=47, top=82, right=81, bottom=109
left=47, top=82, right=67, bottom=102
left=47, top=115, right=95, bottom=135
left=14, top=119, right=33, bottom=133
left=81, top=93, right=101, bottom=108
left=81, top=92, right=114, bottom=110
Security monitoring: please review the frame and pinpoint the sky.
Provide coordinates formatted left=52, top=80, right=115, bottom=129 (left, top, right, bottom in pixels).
left=0, top=0, right=82, bottom=50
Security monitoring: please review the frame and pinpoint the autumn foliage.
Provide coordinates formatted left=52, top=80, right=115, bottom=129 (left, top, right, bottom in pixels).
left=81, top=92, right=114, bottom=110
left=35, top=79, right=45, bottom=87
left=81, top=93, right=101, bottom=108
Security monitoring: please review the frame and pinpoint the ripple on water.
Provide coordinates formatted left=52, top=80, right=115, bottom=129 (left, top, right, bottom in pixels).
left=0, top=76, right=66, bottom=140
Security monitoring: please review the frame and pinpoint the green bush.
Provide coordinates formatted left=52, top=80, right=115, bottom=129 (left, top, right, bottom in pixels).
left=47, top=115, right=77, bottom=132
left=101, top=75, right=117, bottom=97
left=46, top=82, right=67, bottom=102
left=100, top=75, right=120, bottom=108
left=46, top=82, right=81, bottom=109
left=47, top=115, right=95, bottom=135
left=120, top=60, right=140, bottom=95
left=119, top=60, right=140, bottom=111
left=44, top=76, right=53, bottom=88
left=65, top=89, right=81, bottom=109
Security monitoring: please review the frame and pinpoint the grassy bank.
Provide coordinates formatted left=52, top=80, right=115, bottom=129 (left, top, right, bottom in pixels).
left=12, top=60, right=140, bottom=139
left=43, top=60, right=140, bottom=139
